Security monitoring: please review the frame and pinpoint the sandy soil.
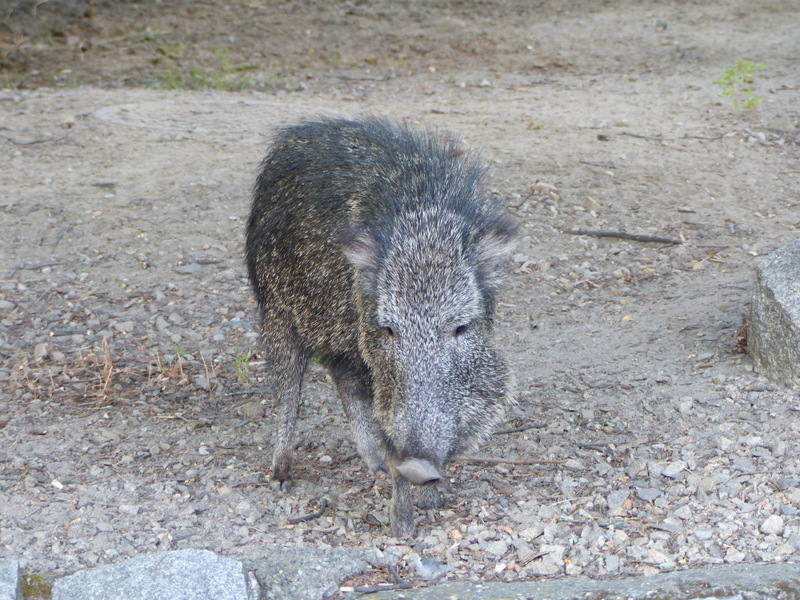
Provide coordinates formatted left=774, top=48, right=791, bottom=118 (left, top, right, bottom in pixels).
left=1, top=0, right=800, bottom=588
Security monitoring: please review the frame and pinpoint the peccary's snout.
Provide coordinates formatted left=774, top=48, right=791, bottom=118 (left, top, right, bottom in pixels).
left=396, top=458, right=443, bottom=486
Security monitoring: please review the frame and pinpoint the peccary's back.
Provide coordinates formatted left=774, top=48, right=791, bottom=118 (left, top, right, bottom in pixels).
left=246, top=117, right=491, bottom=359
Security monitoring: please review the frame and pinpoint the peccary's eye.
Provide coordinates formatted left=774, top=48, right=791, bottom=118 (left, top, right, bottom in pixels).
left=382, top=326, right=395, bottom=338
left=453, top=324, right=469, bottom=338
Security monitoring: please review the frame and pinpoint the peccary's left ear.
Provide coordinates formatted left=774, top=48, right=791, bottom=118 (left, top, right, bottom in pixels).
left=342, top=227, right=382, bottom=291
left=474, top=214, right=518, bottom=289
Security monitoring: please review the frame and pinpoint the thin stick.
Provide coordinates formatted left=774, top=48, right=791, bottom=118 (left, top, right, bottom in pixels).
left=494, top=423, right=546, bottom=435
left=466, top=456, right=567, bottom=466
left=565, top=228, right=681, bottom=245
left=579, top=160, right=616, bottom=169
left=0, top=133, right=65, bottom=145
left=345, top=582, right=414, bottom=593
left=578, top=440, right=630, bottom=449
left=622, top=131, right=727, bottom=142
left=7, top=262, right=68, bottom=277
left=286, top=498, right=330, bottom=524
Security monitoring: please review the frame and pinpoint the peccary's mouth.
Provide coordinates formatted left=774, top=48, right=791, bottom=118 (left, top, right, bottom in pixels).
left=396, top=458, right=443, bottom=485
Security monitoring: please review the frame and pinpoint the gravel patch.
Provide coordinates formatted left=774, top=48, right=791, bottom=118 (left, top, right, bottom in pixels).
left=2, top=0, right=800, bottom=590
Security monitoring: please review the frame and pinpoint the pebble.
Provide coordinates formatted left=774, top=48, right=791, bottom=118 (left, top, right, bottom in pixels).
left=760, top=515, right=784, bottom=535
left=661, top=461, right=686, bottom=479
left=607, top=490, right=628, bottom=511
left=33, top=342, right=48, bottom=361
left=694, top=528, right=714, bottom=541
left=176, top=263, right=202, bottom=275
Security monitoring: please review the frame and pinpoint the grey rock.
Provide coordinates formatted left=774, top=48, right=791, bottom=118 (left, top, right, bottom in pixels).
left=362, top=563, right=800, bottom=600
left=749, top=238, right=800, bottom=385
left=760, top=514, right=784, bottom=535
left=52, top=549, right=255, bottom=600
left=635, top=486, right=661, bottom=502
left=242, top=544, right=379, bottom=600
left=411, top=556, right=448, bottom=580
left=606, top=490, right=629, bottom=511
left=176, top=263, right=202, bottom=275
left=661, top=460, right=686, bottom=478
left=0, top=559, right=22, bottom=600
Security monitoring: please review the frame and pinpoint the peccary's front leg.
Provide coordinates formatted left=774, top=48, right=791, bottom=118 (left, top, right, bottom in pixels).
left=331, top=360, right=387, bottom=476
left=263, top=315, right=309, bottom=491
left=390, top=468, right=416, bottom=537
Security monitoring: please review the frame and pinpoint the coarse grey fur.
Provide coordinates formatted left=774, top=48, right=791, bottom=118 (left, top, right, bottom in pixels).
left=246, top=116, right=516, bottom=537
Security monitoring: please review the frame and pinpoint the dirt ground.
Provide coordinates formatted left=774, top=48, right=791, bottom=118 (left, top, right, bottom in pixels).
left=2, top=0, right=800, bottom=589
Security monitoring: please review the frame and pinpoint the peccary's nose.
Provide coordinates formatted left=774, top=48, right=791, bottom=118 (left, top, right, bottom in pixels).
left=397, top=458, right=442, bottom=485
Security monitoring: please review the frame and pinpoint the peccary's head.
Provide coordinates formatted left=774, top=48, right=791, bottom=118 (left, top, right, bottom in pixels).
left=344, top=203, right=516, bottom=477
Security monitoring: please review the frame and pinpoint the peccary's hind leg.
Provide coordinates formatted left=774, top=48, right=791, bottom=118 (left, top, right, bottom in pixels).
left=262, top=313, right=309, bottom=492
left=331, top=360, right=388, bottom=476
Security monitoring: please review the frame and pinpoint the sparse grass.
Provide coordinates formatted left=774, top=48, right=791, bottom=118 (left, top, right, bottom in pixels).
left=151, top=45, right=254, bottom=91
left=713, top=59, right=766, bottom=109
left=234, top=347, right=254, bottom=384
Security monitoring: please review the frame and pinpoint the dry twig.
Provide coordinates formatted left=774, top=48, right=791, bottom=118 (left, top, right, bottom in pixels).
left=565, top=228, right=682, bottom=245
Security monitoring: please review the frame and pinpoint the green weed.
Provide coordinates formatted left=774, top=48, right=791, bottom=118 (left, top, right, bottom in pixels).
left=713, top=59, right=766, bottom=109
left=152, top=45, right=253, bottom=91
left=234, top=348, right=253, bottom=384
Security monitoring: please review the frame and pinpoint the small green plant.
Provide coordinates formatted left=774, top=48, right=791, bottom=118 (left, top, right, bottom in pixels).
left=234, top=348, right=253, bottom=384
left=713, top=59, right=766, bottom=109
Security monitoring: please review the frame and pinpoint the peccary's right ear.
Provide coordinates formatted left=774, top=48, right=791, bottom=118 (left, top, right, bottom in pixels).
left=342, top=228, right=381, bottom=289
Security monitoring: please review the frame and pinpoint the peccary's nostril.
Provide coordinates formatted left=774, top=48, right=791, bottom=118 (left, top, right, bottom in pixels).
left=397, top=458, right=443, bottom=485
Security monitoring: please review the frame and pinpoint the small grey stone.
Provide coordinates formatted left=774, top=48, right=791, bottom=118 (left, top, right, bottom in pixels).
left=604, top=554, right=620, bottom=572
left=635, top=487, right=661, bottom=502
left=773, top=440, right=788, bottom=457
left=607, top=490, right=629, bottom=511
left=176, top=263, right=202, bottom=275
left=694, top=527, right=714, bottom=541
left=673, top=504, right=692, bottom=520
left=33, top=342, right=48, bottom=361
left=484, top=539, right=509, bottom=557
left=760, top=514, right=784, bottom=535
left=411, top=556, right=448, bottom=579
left=732, top=457, right=756, bottom=474
left=661, top=460, right=686, bottom=479
left=239, top=402, right=264, bottom=421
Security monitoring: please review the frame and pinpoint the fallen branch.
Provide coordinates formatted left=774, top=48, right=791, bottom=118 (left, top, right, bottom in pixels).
left=565, top=229, right=682, bottom=245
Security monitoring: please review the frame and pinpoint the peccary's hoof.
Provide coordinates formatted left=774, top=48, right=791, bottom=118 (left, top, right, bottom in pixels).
left=397, top=458, right=442, bottom=486
left=419, top=485, right=443, bottom=510
left=269, top=478, right=292, bottom=492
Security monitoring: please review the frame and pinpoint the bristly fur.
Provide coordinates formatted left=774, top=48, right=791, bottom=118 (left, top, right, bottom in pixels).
left=246, top=116, right=516, bottom=537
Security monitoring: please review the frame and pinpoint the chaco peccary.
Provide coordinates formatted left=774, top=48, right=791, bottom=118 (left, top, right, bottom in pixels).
left=246, top=116, right=516, bottom=536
